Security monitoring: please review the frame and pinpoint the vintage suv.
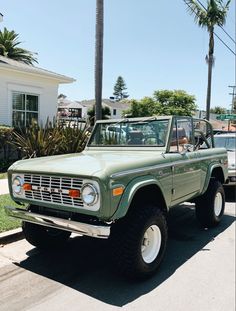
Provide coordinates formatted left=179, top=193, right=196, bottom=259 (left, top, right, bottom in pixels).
left=5, top=116, right=228, bottom=279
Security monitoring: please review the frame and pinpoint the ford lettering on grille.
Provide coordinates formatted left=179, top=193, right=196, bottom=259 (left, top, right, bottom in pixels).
left=32, top=185, right=69, bottom=194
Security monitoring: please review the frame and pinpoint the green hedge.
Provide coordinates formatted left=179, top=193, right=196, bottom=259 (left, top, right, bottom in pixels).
left=0, top=125, right=13, bottom=148
left=0, top=125, right=16, bottom=171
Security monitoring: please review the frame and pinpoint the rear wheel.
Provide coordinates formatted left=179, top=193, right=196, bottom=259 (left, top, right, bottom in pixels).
left=110, top=204, right=168, bottom=280
left=22, top=222, right=71, bottom=249
left=195, top=179, right=225, bottom=228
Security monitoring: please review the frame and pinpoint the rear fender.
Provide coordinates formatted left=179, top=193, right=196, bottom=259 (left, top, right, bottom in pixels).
left=202, top=164, right=227, bottom=194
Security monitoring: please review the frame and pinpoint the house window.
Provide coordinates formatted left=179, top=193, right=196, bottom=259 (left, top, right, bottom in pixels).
left=12, top=92, right=39, bottom=127
left=113, top=109, right=116, bottom=116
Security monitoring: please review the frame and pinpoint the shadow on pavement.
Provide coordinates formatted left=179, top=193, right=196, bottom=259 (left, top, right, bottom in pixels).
left=15, top=203, right=235, bottom=307
left=224, top=186, right=236, bottom=203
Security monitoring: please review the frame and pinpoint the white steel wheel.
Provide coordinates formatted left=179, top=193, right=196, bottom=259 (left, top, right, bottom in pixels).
left=141, top=225, right=162, bottom=264
left=195, top=179, right=225, bottom=228
left=214, top=192, right=223, bottom=217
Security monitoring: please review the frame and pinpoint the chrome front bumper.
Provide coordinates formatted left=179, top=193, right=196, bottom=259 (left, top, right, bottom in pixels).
left=5, top=206, right=110, bottom=239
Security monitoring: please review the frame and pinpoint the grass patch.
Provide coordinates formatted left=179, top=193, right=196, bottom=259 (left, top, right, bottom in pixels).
left=0, top=194, right=23, bottom=232
left=0, top=172, right=7, bottom=179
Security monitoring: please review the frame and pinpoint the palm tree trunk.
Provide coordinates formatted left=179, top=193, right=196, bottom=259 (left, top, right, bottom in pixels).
left=205, top=29, right=214, bottom=121
left=95, top=0, right=104, bottom=122
left=206, top=55, right=213, bottom=120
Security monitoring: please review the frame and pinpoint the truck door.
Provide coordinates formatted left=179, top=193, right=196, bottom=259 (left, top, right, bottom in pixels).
left=169, top=117, right=201, bottom=205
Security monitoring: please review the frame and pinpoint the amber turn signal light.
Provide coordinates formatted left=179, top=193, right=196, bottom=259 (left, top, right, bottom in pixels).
left=112, top=187, right=124, bottom=196
left=69, top=189, right=80, bottom=198
left=23, top=183, right=32, bottom=191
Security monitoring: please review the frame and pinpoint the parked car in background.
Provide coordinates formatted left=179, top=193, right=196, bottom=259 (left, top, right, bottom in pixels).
left=214, top=133, right=236, bottom=186
left=105, top=125, right=128, bottom=139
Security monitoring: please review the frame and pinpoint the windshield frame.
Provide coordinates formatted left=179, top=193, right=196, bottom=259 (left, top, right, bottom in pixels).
left=86, top=116, right=172, bottom=151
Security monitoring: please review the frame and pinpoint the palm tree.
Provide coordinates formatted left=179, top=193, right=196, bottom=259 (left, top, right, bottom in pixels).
left=95, top=0, right=104, bottom=121
left=185, top=0, right=231, bottom=120
left=0, top=27, right=37, bottom=65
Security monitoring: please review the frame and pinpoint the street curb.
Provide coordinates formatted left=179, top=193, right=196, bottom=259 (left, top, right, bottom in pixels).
left=0, top=228, right=23, bottom=245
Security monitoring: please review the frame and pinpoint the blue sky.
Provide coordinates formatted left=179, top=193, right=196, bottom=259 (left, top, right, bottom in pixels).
left=1, top=0, right=235, bottom=110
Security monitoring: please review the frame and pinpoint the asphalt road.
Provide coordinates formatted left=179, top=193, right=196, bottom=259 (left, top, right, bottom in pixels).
left=0, top=189, right=235, bottom=311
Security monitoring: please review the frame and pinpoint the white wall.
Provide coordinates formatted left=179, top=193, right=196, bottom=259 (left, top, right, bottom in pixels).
left=114, top=109, right=122, bottom=119
left=109, top=107, right=123, bottom=119
left=0, top=68, right=59, bottom=126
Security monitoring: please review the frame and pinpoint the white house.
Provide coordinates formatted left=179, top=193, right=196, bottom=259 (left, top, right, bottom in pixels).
left=58, top=97, right=87, bottom=119
left=0, top=56, right=75, bottom=127
left=72, top=99, right=131, bottom=119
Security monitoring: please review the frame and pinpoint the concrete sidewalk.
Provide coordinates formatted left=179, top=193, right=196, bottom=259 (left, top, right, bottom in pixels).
left=0, top=179, right=9, bottom=195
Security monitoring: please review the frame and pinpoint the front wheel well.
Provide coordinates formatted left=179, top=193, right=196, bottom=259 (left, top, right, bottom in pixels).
left=128, top=184, right=167, bottom=216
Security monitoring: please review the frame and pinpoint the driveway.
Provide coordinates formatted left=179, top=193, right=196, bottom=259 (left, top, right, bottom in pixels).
left=0, top=190, right=235, bottom=311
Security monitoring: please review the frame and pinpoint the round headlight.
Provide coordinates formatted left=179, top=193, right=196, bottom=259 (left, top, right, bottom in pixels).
left=12, top=176, right=23, bottom=194
left=81, top=184, right=98, bottom=206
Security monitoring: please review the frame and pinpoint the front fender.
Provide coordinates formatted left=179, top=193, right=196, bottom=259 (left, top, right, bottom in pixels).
left=111, top=175, right=165, bottom=220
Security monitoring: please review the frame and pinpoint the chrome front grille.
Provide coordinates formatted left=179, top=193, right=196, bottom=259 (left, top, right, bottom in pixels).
left=24, top=174, right=84, bottom=208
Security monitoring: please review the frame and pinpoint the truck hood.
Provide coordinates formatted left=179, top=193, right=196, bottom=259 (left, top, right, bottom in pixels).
left=9, top=150, right=166, bottom=178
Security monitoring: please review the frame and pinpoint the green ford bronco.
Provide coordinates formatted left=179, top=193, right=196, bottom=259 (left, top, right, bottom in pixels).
left=5, top=116, right=228, bottom=279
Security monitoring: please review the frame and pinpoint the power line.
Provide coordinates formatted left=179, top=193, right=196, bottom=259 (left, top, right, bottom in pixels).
left=184, top=0, right=236, bottom=56
left=219, top=24, right=236, bottom=44
left=196, top=0, right=236, bottom=44
left=214, top=31, right=236, bottom=55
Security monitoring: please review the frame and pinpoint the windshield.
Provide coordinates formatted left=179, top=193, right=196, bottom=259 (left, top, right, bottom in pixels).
left=88, top=119, right=170, bottom=147
left=214, top=136, right=236, bottom=150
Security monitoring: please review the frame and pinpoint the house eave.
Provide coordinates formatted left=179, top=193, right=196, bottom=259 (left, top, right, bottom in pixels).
left=0, top=63, right=75, bottom=84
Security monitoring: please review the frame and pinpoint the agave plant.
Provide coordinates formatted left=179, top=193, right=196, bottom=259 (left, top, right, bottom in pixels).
left=11, top=119, right=62, bottom=158
left=58, top=120, right=91, bottom=154
left=11, top=119, right=91, bottom=158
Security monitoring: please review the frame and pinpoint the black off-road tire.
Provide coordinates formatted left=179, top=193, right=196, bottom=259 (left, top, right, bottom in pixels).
left=22, top=222, right=71, bottom=249
left=195, top=179, right=225, bottom=228
left=110, top=205, right=168, bottom=280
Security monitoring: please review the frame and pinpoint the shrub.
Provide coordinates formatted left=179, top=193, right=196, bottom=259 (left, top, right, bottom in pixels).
left=0, top=159, right=15, bottom=172
left=0, top=125, right=13, bottom=148
left=11, top=119, right=91, bottom=158
left=0, top=125, right=14, bottom=161
left=58, top=121, right=91, bottom=154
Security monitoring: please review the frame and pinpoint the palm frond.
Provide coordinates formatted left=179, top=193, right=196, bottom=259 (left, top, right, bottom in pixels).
left=184, top=0, right=208, bottom=27
left=0, top=27, right=38, bottom=65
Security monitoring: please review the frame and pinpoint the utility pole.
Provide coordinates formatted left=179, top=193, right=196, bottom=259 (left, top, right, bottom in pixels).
left=0, top=13, right=3, bottom=22
left=228, top=86, right=236, bottom=131
left=95, top=0, right=104, bottom=122
left=229, top=86, right=236, bottom=113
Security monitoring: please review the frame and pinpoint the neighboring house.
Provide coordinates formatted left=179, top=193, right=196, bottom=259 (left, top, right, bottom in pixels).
left=102, top=99, right=131, bottom=119
left=58, top=98, right=131, bottom=120
left=0, top=56, right=75, bottom=127
left=58, top=98, right=87, bottom=119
